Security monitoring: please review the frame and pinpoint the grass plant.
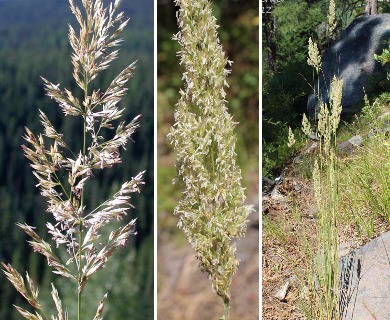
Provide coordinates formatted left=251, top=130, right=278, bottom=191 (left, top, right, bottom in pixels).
left=267, top=1, right=390, bottom=318
left=287, top=92, right=390, bottom=320
left=298, top=79, right=342, bottom=320
left=167, top=0, right=252, bottom=318
left=1, top=0, right=145, bottom=319
left=289, top=1, right=342, bottom=317
left=304, top=2, right=342, bottom=318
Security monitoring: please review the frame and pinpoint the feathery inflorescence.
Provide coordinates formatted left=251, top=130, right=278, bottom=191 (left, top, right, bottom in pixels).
left=168, top=0, right=252, bottom=308
left=2, top=0, right=144, bottom=319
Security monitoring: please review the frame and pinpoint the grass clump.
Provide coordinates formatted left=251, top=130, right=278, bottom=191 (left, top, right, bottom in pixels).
left=298, top=80, right=342, bottom=320
left=290, top=3, right=342, bottom=316
left=292, top=3, right=390, bottom=317
left=262, top=215, right=287, bottom=244
left=285, top=90, right=390, bottom=319
left=2, top=0, right=145, bottom=319
left=167, top=0, right=252, bottom=318
left=338, top=97, right=390, bottom=238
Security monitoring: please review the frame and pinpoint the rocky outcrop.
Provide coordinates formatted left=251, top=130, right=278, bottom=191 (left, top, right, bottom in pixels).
left=337, top=135, right=363, bottom=154
left=308, top=14, right=390, bottom=117
left=339, top=231, right=390, bottom=320
left=337, top=110, right=390, bottom=154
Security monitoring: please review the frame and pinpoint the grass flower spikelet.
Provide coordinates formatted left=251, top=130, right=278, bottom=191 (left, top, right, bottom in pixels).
left=302, top=113, right=312, bottom=137
left=287, top=127, right=296, bottom=148
left=308, top=37, right=322, bottom=73
left=328, top=0, right=336, bottom=35
left=330, top=76, right=343, bottom=134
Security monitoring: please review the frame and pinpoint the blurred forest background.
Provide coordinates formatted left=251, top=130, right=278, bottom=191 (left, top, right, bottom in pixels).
left=262, top=0, right=390, bottom=178
left=0, top=0, right=153, bottom=319
left=157, top=0, right=259, bottom=319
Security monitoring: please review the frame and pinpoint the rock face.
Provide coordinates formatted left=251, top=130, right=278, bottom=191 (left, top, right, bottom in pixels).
left=337, top=135, right=363, bottom=154
left=339, top=231, right=390, bottom=320
left=308, top=14, right=390, bottom=117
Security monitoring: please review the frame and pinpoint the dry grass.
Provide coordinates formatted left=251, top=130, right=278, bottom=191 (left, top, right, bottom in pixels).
left=262, top=175, right=313, bottom=320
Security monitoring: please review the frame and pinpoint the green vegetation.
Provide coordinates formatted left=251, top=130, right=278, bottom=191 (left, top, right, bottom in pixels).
left=262, top=0, right=390, bottom=178
left=339, top=94, right=390, bottom=239
left=263, top=1, right=390, bottom=318
left=0, top=1, right=153, bottom=319
left=375, top=39, right=390, bottom=79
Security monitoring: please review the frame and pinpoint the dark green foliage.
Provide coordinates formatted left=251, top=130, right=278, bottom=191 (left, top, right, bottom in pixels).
left=262, top=0, right=328, bottom=177
left=158, top=0, right=259, bottom=170
left=272, top=0, right=327, bottom=66
left=375, top=39, right=390, bottom=80
left=262, top=0, right=390, bottom=177
left=262, top=120, right=301, bottom=178
left=262, top=61, right=313, bottom=178
left=263, top=62, right=313, bottom=124
left=0, top=0, right=153, bottom=318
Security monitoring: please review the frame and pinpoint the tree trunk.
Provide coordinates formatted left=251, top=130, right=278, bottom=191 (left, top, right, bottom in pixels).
left=371, top=0, right=378, bottom=14
left=263, top=0, right=277, bottom=74
left=365, top=0, right=378, bottom=15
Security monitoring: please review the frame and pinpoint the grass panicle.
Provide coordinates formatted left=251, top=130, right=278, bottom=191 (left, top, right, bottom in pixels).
left=167, top=0, right=252, bottom=318
left=2, top=0, right=144, bottom=319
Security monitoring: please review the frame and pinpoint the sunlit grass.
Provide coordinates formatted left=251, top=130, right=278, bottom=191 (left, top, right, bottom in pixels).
left=338, top=98, right=390, bottom=238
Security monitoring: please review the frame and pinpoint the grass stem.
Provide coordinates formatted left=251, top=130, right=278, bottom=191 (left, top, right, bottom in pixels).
left=224, top=301, right=230, bottom=320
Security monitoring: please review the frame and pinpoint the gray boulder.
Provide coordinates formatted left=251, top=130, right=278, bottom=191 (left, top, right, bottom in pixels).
left=337, top=135, right=363, bottom=154
left=339, top=231, right=390, bottom=320
left=308, top=14, right=390, bottom=117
